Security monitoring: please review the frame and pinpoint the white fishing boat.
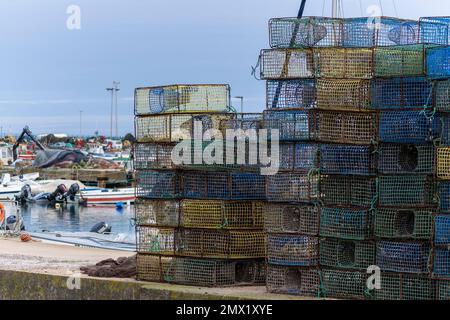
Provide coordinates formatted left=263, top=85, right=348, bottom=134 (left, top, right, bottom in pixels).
left=77, top=187, right=135, bottom=205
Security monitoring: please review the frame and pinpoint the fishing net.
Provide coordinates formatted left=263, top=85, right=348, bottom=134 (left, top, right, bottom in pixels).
left=420, top=17, right=450, bottom=45
left=319, top=144, right=376, bottom=175
left=263, top=110, right=313, bottom=141
left=319, top=269, right=369, bottom=299
left=263, top=202, right=319, bottom=235
left=279, top=143, right=319, bottom=171
left=266, top=265, right=320, bottom=296
left=135, top=199, right=180, bottom=227
left=260, top=49, right=314, bottom=79
left=267, top=234, right=318, bottom=266
left=134, top=84, right=230, bottom=116
left=316, top=79, right=371, bottom=111
left=266, top=80, right=316, bottom=110
left=376, top=241, right=431, bottom=273
left=377, top=143, right=435, bottom=175
left=319, top=238, right=376, bottom=270
left=427, top=46, right=450, bottom=79
left=373, top=273, right=435, bottom=300
left=374, top=208, right=434, bottom=239
left=378, top=175, right=437, bottom=207
left=320, top=175, right=377, bottom=208
left=266, top=172, right=319, bottom=202
left=320, top=207, right=373, bottom=240
left=312, top=110, right=377, bottom=145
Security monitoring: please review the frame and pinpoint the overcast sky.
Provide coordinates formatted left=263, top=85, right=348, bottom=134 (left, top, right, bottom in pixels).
left=0, top=0, right=447, bottom=135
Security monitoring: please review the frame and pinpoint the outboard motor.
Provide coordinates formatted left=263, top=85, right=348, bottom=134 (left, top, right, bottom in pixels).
left=5, top=215, right=25, bottom=231
left=90, top=222, right=111, bottom=234
left=64, top=183, right=80, bottom=202
left=48, top=184, right=68, bottom=202
left=16, top=184, right=32, bottom=204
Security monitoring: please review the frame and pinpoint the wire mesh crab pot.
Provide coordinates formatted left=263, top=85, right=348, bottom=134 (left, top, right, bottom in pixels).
left=342, top=17, right=419, bottom=47
left=134, top=84, right=231, bottom=116
left=320, top=175, right=377, bottom=208
left=269, top=17, right=343, bottom=48
left=135, top=113, right=232, bottom=143
left=263, top=202, right=319, bottom=235
left=374, top=208, right=434, bottom=240
left=433, top=248, right=450, bottom=278
left=135, top=199, right=180, bottom=227
left=137, top=226, right=177, bottom=255
left=312, top=110, right=378, bottom=145
left=440, top=182, right=450, bottom=212
left=180, top=200, right=264, bottom=229
left=374, top=44, right=428, bottom=77
left=434, top=215, right=450, bottom=246
left=266, top=265, right=320, bottom=296
left=427, top=46, right=450, bottom=79
left=266, top=80, right=316, bottom=110
left=266, top=173, right=319, bottom=202
left=260, top=49, right=315, bottom=80
left=371, top=77, right=433, bottom=109
left=176, top=229, right=266, bottom=259
left=263, top=110, right=313, bottom=141
left=314, top=48, right=373, bottom=79
left=267, top=234, right=318, bottom=266
left=279, top=143, right=319, bottom=171
left=133, top=143, right=176, bottom=170
left=378, top=175, right=437, bottom=207
left=136, top=170, right=180, bottom=199
left=377, top=143, right=435, bottom=175
left=378, top=111, right=441, bottom=144
left=376, top=241, right=431, bottom=274
left=320, top=144, right=376, bottom=176
left=319, top=269, right=370, bottom=300
left=220, top=113, right=263, bottom=131
left=319, top=238, right=376, bottom=270
left=319, top=207, right=373, bottom=240
left=436, top=147, right=450, bottom=179
left=373, top=273, right=435, bottom=300
left=436, top=280, right=450, bottom=300
left=137, top=255, right=265, bottom=287
left=434, top=80, right=450, bottom=112
left=316, top=79, right=371, bottom=111
left=420, top=17, right=450, bottom=45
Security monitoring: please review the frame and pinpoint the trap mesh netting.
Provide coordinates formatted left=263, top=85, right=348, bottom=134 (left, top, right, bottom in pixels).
left=319, top=144, right=376, bottom=175
left=134, top=84, right=230, bottom=115
left=263, top=110, right=313, bottom=141
left=319, top=238, right=376, bottom=270
left=266, top=265, right=320, bottom=296
left=377, top=143, right=435, bottom=175
left=373, top=273, right=435, bottom=300
left=319, top=207, right=373, bottom=240
left=376, top=241, right=431, bottom=274
left=319, top=269, right=370, bottom=299
left=420, top=17, right=450, bottom=45
left=266, top=79, right=316, bottom=110
left=278, top=142, right=319, bottom=171
left=267, top=234, right=318, bottom=266
left=266, top=172, right=319, bottom=202
left=263, top=203, right=319, bottom=235
left=260, top=49, right=315, bottom=79
left=427, top=46, right=450, bottom=79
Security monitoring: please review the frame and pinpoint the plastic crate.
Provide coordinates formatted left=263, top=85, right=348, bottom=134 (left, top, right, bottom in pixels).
left=267, top=234, right=318, bottom=266
left=263, top=110, right=313, bottom=141
left=266, top=172, right=319, bottom=202
left=377, top=143, right=435, bottom=175
left=260, top=49, right=314, bottom=79
left=378, top=175, right=437, bottom=207
left=320, top=144, right=376, bottom=175
left=427, top=46, right=450, bottom=79
left=269, top=17, right=343, bottom=48
left=376, top=241, right=430, bottom=273
left=371, top=77, right=433, bottom=109
left=263, top=202, right=319, bottom=235
left=320, top=175, right=377, bottom=208
left=312, top=110, right=378, bottom=145
left=134, top=84, right=230, bottom=115
left=374, top=208, right=434, bottom=239
left=279, top=143, right=319, bottom=171
left=434, top=215, right=450, bottom=246
left=266, top=80, right=316, bottom=110
left=319, top=238, right=376, bottom=270
left=374, top=44, right=427, bottom=77
left=135, top=199, right=180, bottom=227
left=136, top=170, right=180, bottom=199
left=316, top=79, right=371, bottom=111
left=314, top=48, right=373, bottom=78
left=373, top=273, right=435, bottom=300
left=266, top=265, right=320, bottom=296
left=320, top=207, right=373, bottom=240
left=379, top=111, right=441, bottom=144
left=420, top=17, right=450, bottom=45
left=320, top=269, right=370, bottom=300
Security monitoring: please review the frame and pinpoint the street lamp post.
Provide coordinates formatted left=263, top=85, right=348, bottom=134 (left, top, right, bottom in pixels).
left=106, top=81, right=120, bottom=139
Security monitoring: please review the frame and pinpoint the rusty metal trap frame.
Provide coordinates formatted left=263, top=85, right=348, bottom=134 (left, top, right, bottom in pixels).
left=134, top=84, right=231, bottom=116
left=263, top=202, right=319, bottom=235
left=377, top=143, right=435, bottom=175
left=263, top=109, right=313, bottom=141
left=135, top=112, right=233, bottom=143
left=311, top=110, right=378, bottom=145
left=260, top=49, right=315, bottom=80
left=420, top=17, right=450, bottom=45
left=376, top=240, right=431, bottom=274
left=319, top=207, right=374, bottom=240
left=378, top=111, right=442, bottom=144
left=319, top=269, right=371, bottom=300
left=266, top=80, right=316, bottom=110
left=319, top=144, right=376, bottom=176
left=378, top=175, right=437, bottom=208
left=319, top=175, right=377, bottom=208
left=373, top=272, right=435, bottom=300
left=316, top=78, right=371, bottom=111
left=135, top=199, right=180, bottom=227
left=266, top=264, right=320, bottom=296
left=136, top=254, right=266, bottom=287
left=435, top=215, right=450, bottom=246
left=426, top=46, right=450, bottom=79
left=374, top=208, right=434, bottom=240
left=267, top=234, right=318, bottom=266
left=278, top=142, right=319, bottom=171
left=266, top=172, right=319, bottom=203
left=319, top=238, right=376, bottom=270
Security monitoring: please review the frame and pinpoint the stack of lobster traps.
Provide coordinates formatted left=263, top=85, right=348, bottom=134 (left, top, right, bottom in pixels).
left=258, top=15, right=450, bottom=299
left=133, top=84, right=267, bottom=287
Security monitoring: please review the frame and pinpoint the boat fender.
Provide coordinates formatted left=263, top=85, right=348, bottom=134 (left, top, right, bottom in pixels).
left=90, top=222, right=112, bottom=234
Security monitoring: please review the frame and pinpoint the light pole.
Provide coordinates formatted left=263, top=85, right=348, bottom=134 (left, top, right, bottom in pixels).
left=106, top=81, right=120, bottom=139
left=234, top=96, right=244, bottom=114
left=113, top=81, right=120, bottom=138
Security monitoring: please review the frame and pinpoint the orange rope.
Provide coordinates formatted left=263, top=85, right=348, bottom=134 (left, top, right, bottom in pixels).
left=20, top=233, right=32, bottom=242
